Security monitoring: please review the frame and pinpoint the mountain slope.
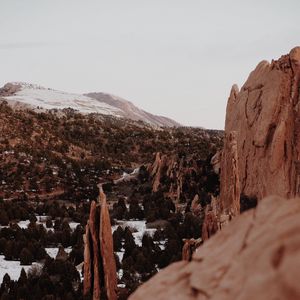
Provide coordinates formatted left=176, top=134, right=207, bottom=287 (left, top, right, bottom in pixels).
left=0, top=82, right=180, bottom=127
left=86, top=92, right=180, bottom=127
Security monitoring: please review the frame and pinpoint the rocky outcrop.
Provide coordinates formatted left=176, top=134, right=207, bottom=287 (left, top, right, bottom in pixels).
left=99, top=187, right=118, bottom=300
left=83, top=187, right=117, bottom=300
left=0, top=83, right=21, bottom=97
left=190, top=194, right=201, bottom=216
left=219, top=131, right=240, bottom=216
left=147, top=152, right=185, bottom=200
left=201, top=207, right=219, bottom=241
left=222, top=47, right=300, bottom=203
left=210, top=151, right=221, bottom=174
left=147, top=152, right=214, bottom=203
left=182, top=238, right=202, bottom=261
left=130, top=196, right=300, bottom=300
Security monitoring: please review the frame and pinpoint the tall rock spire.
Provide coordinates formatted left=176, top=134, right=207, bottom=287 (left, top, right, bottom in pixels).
left=83, top=185, right=117, bottom=300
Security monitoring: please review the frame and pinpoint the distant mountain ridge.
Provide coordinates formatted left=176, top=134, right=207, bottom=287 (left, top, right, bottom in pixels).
left=0, top=82, right=181, bottom=127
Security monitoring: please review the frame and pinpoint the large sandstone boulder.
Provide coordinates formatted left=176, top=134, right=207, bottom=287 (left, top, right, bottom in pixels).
left=223, top=47, right=300, bottom=202
left=130, top=196, right=300, bottom=300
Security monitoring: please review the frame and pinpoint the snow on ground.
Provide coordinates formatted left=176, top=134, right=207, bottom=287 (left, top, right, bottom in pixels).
left=117, top=269, right=124, bottom=281
left=116, top=251, right=124, bottom=262
left=69, top=222, right=80, bottom=231
left=5, top=83, right=123, bottom=116
left=112, top=220, right=156, bottom=247
left=113, top=168, right=140, bottom=184
left=154, top=239, right=167, bottom=250
left=0, top=255, right=42, bottom=282
left=45, top=247, right=72, bottom=259
left=16, top=217, right=79, bottom=232
left=16, top=220, right=30, bottom=229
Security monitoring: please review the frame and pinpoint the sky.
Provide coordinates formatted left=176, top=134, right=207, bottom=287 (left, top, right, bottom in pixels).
left=0, top=0, right=299, bottom=129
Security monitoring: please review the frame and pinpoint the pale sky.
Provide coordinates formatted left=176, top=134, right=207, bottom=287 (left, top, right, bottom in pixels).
left=0, top=0, right=299, bottom=129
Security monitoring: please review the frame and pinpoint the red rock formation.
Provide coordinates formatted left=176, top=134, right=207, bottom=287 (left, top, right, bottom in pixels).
left=89, top=201, right=101, bottom=299
left=182, top=238, right=202, bottom=261
left=210, top=150, right=221, bottom=174
left=223, top=47, right=300, bottom=202
left=147, top=152, right=199, bottom=202
left=83, top=224, right=92, bottom=296
left=201, top=207, right=219, bottom=241
left=130, top=196, right=300, bottom=300
left=219, top=131, right=240, bottom=216
left=190, top=194, right=201, bottom=216
left=99, top=187, right=117, bottom=300
left=83, top=187, right=117, bottom=300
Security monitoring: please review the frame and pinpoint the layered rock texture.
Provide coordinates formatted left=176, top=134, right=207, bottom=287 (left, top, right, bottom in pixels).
left=219, top=131, right=240, bottom=217
left=130, top=196, right=300, bottom=300
left=223, top=47, right=300, bottom=203
left=83, top=188, right=117, bottom=300
left=131, top=47, right=300, bottom=300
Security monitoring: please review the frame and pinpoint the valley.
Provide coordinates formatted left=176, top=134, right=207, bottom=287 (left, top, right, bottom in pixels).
left=0, top=99, right=223, bottom=299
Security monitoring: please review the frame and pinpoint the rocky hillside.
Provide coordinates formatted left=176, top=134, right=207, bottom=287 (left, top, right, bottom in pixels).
left=0, top=82, right=180, bottom=127
left=0, top=100, right=222, bottom=202
left=0, top=97, right=223, bottom=299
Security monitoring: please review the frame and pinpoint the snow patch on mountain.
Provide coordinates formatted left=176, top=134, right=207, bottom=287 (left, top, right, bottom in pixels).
left=0, top=82, right=180, bottom=127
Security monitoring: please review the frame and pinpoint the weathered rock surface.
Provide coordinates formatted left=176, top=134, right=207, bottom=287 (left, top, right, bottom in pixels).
left=219, top=131, right=240, bottom=216
left=201, top=209, right=219, bottom=242
left=223, top=47, right=300, bottom=202
left=182, top=238, right=202, bottom=261
left=83, top=188, right=117, bottom=300
left=99, top=187, right=118, bottom=300
left=130, top=196, right=300, bottom=300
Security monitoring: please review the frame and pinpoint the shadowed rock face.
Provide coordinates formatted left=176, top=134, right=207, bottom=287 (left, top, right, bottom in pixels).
left=223, top=47, right=300, bottom=202
left=130, top=196, right=300, bottom=300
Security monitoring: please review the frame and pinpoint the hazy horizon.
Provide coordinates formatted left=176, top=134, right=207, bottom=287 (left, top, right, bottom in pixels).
left=0, top=0, right=299, bottom=129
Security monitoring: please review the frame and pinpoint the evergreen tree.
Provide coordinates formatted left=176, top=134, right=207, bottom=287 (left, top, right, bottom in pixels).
left=20, top=248, right=33, bottom=265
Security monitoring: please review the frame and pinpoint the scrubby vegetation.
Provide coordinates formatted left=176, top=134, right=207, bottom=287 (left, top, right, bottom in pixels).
left=0, top=101, right=223, bottom=299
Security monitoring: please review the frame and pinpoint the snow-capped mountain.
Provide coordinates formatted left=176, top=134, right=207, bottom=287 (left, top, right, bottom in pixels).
left=0, top=82, right=180, bottom=127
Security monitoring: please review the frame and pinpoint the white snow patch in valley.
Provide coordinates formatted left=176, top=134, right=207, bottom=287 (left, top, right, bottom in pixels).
left=69, top=222, right=80, bottom=231
left=17, top=220, right=30, bottom=229
left=0, top=255, right=42, bottom=282
left=16, top=217, right=79, bottom=232
left=112, top=220, right=156, bottom=247
left=45, top=247, right=72, bottom=259
left=116, top=251, right=124, bottom=262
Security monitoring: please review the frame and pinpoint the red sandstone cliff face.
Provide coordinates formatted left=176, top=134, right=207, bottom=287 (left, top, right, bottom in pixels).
left=224, top=47, right=300, bottom=201
left=131, top=47, right=300, bottom=300
left=130, top=196, right=300, bottom=300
